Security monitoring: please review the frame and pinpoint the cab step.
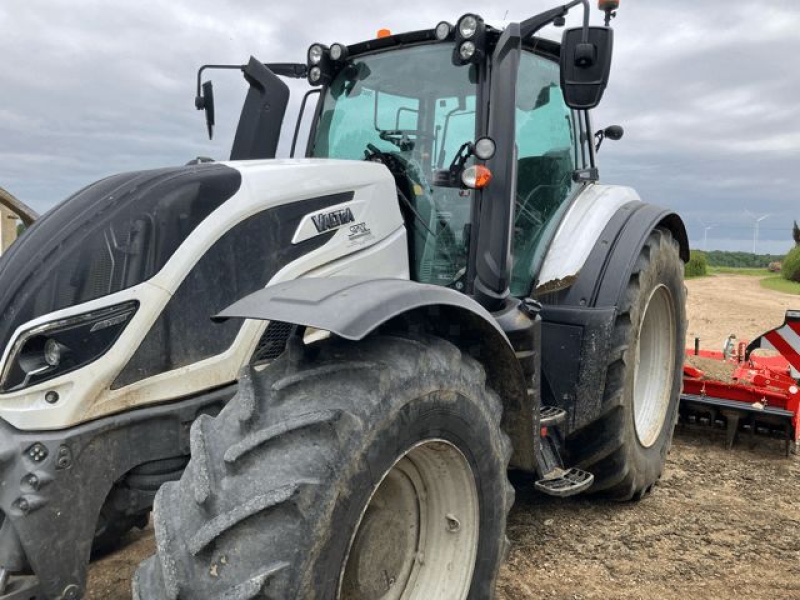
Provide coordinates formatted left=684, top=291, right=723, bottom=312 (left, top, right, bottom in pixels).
left=534, top=468, right=594, bottom=497
left=539, top=405, right=567, bottom=427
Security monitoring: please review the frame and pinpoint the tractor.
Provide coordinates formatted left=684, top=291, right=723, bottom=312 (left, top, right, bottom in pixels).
left=0, top=1, right=689, bottom=598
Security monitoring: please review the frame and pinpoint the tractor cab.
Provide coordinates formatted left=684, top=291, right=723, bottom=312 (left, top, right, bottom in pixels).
left=307, top=33, right=580, bottom=296
left=196, top=0, right=616, bottom=309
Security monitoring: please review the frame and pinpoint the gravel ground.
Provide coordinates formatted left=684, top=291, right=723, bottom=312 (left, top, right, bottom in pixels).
left=496, top=431, right=800, bottom=599
left=86, top=274, right=800, bottom=599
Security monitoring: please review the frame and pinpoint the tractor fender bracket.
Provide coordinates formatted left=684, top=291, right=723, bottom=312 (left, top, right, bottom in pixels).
left=216, top=277, right=538, bottom=472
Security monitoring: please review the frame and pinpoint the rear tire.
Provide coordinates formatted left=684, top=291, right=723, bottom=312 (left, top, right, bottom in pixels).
left=567, top=227, right=686, bottom=500
left=134, top=333, right=512, bottom=599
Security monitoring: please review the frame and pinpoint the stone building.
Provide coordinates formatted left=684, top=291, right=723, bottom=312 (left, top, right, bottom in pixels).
left=0, top=186, right=38, bottom=255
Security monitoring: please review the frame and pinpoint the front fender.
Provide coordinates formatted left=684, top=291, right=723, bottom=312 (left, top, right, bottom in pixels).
left=215, top=277, right=539, bottom=472
left=214, top=277, right=509, bottom=341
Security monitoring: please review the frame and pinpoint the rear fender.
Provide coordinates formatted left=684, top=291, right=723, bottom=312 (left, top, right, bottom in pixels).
left=539, top=201, right=689, bottom=433
left=563, top=202, right=689, bottom=308
left=215, top=277, right=537, bottom=471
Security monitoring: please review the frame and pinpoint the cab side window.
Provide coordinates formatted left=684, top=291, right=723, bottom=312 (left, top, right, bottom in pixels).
left=511, top=51, right=580, bottom=296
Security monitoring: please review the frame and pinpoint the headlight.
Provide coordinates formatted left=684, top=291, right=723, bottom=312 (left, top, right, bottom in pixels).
left=44, top=339, right=65, bottom=367
left=0, top=301, right=138, bottom=393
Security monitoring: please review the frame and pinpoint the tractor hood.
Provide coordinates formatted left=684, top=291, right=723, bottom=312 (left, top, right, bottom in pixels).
left=0, top=164, right=241, bottom=364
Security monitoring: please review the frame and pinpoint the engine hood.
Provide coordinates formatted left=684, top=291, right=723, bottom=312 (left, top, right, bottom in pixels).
left=0, top=163, right=241, bottom=355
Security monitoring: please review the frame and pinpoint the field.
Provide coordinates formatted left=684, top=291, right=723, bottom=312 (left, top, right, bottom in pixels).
left=86, top=274, right=800, bottom=599
left=703, top=266, right=800, bottom=296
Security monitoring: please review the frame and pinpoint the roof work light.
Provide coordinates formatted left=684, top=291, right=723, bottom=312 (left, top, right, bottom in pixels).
left=452, top=13, right=486, bottom=66
left=306, top=43, right=332, bottom=86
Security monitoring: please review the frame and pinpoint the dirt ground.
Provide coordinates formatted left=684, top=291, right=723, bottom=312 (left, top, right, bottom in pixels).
left=684, top=274, right=797, bottom=351
left=86, top=274, right=800, bottom=599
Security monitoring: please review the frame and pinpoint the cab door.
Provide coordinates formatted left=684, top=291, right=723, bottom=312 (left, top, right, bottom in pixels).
left=511, top=51, right=584, bottom=296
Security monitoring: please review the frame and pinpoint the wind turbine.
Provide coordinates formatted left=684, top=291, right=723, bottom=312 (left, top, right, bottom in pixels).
left=698, top=218, right=716, bottom=251
left=744, top=210, right=770, bottom=254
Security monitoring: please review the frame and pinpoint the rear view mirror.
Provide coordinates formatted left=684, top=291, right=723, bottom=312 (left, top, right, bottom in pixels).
left=195, top=80, right=216, bottom=139
left=560, top=26, right=613, bottom=110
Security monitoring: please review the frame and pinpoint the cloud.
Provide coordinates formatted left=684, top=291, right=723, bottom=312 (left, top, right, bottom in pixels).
left=1, top=0, right=798, bottom=252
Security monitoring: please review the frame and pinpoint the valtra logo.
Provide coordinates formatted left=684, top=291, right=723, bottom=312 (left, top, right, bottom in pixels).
left=311, top=207, right=356, bottom=233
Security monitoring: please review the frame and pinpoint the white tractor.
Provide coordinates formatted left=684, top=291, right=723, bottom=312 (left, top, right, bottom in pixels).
left=0, top=2, right=688, bottom=598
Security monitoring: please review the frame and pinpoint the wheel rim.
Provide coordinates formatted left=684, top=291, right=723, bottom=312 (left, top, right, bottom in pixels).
left=633, top=284, right=677, bottom=448
left=339, top=439, right=479, bottom=600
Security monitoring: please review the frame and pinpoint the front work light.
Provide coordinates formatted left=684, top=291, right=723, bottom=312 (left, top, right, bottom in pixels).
left=306, top=43, right=333, bottom=86
left=458, top=15, right=479, bottom=38
left=453, top=13, right=486, bottom=66
left=473, top=136, right=496, bottom=160
left=459, top=41, right=476, bottom=61
left=435, top=21, right=453, bottom=41
left=308, top=44, right=326, bottom=65
left=0, top=301, right=138, bottom=393
left=330, top=43, right=348, bottom=62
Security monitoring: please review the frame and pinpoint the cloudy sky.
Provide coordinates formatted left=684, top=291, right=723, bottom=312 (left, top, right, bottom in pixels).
left=2, top=0, right=798, bottom=254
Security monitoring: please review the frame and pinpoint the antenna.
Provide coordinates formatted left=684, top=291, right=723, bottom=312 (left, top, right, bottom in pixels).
left=744, top=210, right=770, bottom=254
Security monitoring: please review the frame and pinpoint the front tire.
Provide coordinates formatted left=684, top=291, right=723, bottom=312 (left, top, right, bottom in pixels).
left=134, top=333, right=512, bottom=599
left=92, top=502, right=149, bottom=557
left=567, top=227, right=686, bottom=500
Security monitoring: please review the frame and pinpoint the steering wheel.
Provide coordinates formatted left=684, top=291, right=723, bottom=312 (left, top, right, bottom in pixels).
left=379, top=129, right=435, bottom=151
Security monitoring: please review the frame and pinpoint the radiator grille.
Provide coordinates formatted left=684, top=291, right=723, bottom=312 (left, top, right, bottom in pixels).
left=251, top=321, right=294, bottom=364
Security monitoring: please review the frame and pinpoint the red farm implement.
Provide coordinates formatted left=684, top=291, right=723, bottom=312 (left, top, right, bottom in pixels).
left=680, top=310, right=800, bottom=454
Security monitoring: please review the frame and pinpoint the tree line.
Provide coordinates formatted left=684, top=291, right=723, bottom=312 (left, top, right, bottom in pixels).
left=702, top=250, right=783, bottom=268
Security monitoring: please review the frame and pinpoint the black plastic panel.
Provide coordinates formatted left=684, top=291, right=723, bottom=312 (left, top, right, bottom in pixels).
left=540, top=304, right=616, bottom=433
left=112, top=193, right=349, bottom=389
left=0, top=385, right=233, bottom=599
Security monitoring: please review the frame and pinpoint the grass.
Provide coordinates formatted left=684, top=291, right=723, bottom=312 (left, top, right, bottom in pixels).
left=760, top=275, right=800, bottom=295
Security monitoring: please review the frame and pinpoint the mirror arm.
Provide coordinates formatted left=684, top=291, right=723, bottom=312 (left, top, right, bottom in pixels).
left=520, top=0, right=589, bottom=41
left=195, top=64, right=246, bottom=107
left=264, top=63, right=308, bottom=79
left=195, top=63, right=306, bottom=105
left=594, top=130, right=605, bottom=152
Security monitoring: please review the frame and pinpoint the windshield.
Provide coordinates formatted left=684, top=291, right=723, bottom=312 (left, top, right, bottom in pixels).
left=311, top=44, right=478, bottom=287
